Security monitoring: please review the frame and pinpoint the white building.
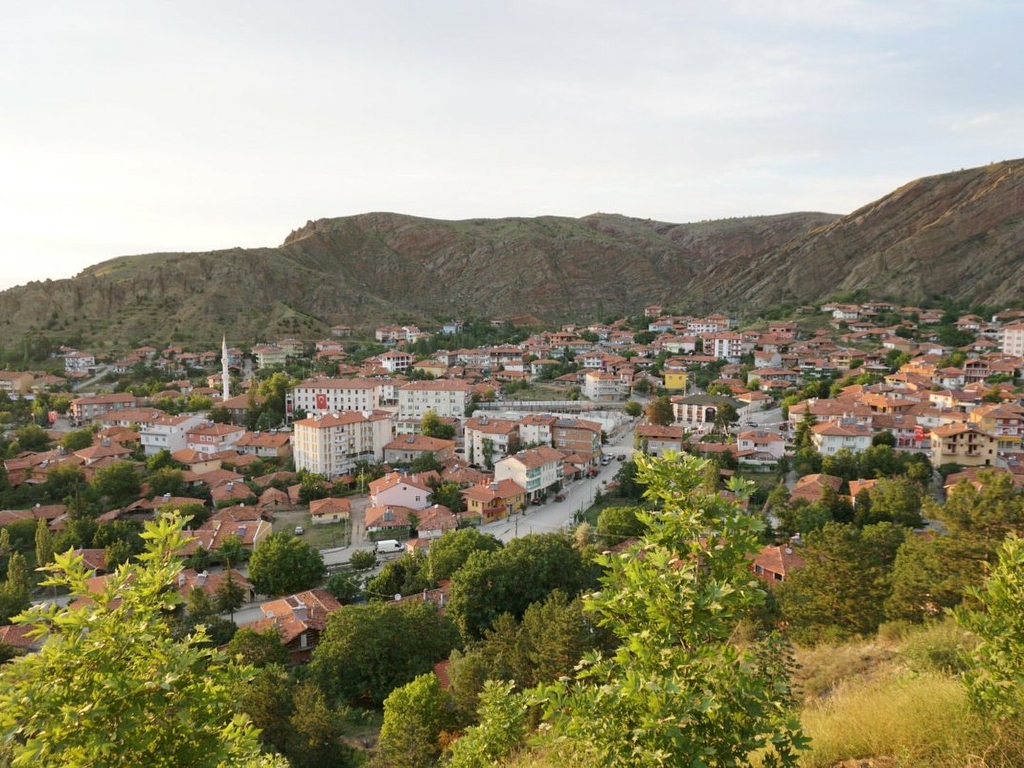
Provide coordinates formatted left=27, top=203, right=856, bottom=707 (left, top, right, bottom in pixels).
left=286, top=378, right=382, bottom=420
left=702, top=332, right=743, bottom=363
left=1001, top=322, right=1024, bottom=357
left=292, top=411, right=394, bottom=477
left=463, top=415, right=519, bottom=466
left=398, top=380, right=473, bottom=421
left=582, top=371, right=624, bottom=402
left=494, top=446, right=565, bottom=502
left=140, top=414, right=207, bottom=456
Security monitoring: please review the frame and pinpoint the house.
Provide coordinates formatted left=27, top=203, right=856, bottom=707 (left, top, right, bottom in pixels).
left=930, top=423, right=998, bottom=468
left=416, top=503, right=459, bottom=539
left=703, top=332, right=743, bottom=363
left=461, top=478, right=527, bottom=521
left=369, top=472, right=433, bottom=510
left=735, top=430, right=786, bottom=467
left=364, top=505, right=417, bottom=535
left=789, top=473, right=844, bottom=504
left=247, top=589, right=342, bottom=665
left=967, top=403, right=1024, bottom=452
left=635, top=424, right=684, bottom=457
left=494, top=446, right=565, bottom=503
left=176, top=567, right=255, bottom=603
left=810, top=421, right=874, bottom=456
left=309, top=497, right=351, bottom=526
left=671, top=394, right=742, bottom=433
left=139, top=414, right=208, bottom=456
left=379, top=350, right=413, bottom=373
left=233, top=430, right=293, bottom=459
left=383, top=434, right=457, bottom=465
left=186, top=422, right=246, bottom=455
left=251, top=345, right=288, bottom=369
left=751, top=543, right=805, bottom=584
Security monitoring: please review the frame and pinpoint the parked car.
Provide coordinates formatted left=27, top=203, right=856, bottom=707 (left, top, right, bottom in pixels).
left=554, top=493, right=565, bottom=502
left=293, top=525, right=305, bottom=536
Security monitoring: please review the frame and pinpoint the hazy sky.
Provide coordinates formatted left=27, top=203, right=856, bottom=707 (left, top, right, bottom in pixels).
left=1, top=1, right=1021, bottom=291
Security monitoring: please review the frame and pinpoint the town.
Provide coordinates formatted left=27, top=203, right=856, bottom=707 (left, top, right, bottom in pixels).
left=2, top=297, right=1024, bottom=764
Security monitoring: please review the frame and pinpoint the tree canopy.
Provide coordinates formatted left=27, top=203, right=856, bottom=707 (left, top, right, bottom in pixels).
left=247, top=532, right=326, bottom=596
left=0, top=512, right=286, bottom=767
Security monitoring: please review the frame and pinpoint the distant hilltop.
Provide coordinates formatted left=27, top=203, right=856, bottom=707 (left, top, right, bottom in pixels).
left=1, top=159, right=1023, bottom=349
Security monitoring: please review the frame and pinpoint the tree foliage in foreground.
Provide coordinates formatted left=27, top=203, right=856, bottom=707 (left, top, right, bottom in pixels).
left=453, top=453, right=806, bottom=767
left=0, top=512, right=286, bottom=767
left=958, top=534, right=1024, bottom=720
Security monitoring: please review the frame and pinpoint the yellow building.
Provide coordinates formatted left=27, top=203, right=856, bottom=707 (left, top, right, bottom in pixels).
left=663, top=371, right=689, bottom=391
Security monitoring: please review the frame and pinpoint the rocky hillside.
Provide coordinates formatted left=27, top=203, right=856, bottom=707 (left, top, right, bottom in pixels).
left=1, top=159, right=1022, bottom=350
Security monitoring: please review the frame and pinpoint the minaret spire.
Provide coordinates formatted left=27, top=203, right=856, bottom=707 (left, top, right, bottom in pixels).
left=221, top=336, right=231, bottom=400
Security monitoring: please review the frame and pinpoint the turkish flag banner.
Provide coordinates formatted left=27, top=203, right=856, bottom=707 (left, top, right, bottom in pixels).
left=316, top=393, right=328, bottom=410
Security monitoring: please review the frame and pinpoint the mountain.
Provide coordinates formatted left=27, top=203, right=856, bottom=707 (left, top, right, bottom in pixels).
left=2, top=159, right=1022, bottom=350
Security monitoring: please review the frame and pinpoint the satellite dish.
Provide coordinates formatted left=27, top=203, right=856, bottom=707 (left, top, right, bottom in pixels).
left=784, top=547, right=793, bottom=554
left=394, top=593, right=402, bottom=601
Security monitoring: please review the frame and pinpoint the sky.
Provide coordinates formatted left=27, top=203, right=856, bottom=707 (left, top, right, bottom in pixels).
left=1, top=0, right=1021, bottom=291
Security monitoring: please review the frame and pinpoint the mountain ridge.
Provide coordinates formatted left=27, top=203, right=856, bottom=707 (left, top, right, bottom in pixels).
left=3, top=159, right=1022, bottom=350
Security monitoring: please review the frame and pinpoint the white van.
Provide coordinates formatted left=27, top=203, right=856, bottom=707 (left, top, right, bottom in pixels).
left=375, top=539, right=404, bottom=555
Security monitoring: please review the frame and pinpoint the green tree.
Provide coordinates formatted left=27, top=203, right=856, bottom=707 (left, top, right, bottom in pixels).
left=421, top=410, right=456, bottom=440
left=426, top=528, right=503, bottom=583
left=525, top=453, right=806, bottom=766
left=624, top=401, right=643, bottom=418
left=595, top=505, right=647, bottom=546
left=365, top=553, right=430, bottom=601
left=854, top=476, right=923, bottom=528
left=247, top=533, right=326, bottom=596
left=348, top=548, right=377, bottom=571
left=0, top=552, right=31, bottom=625
left=59, top=428, right=94, bottom=452
left=447, top=533, right=595, bottom=639
left=147, top=467, right=186, bottom=499
left=957, top=534, right=1024, bottom=720
left=309, top=600, right=460, bottom=707
left=445, top=680, right=529, bottom=768
left=0, top=512, right=286, bottom=767
left=885, top=533, right=992, bottom=623
left=777, top=522, right=906, bottom=643
left=34, top=518, right=54, bottom=569
left=645, top=395, right=674, bottom=426
left=376, top=672, right=455, bottom=767
left=12, top=424, right=51, bottom=453
left=225, top=628, right=290, bottom=668
left=218, top=534, right=246, bottom=569
left=215, top=569, right=247, bottom=620
left=89, top=460, right=142, bottom=508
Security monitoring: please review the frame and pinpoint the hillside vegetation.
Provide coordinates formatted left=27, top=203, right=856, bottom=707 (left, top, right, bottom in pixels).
left=2, top=159, right=1023, bottom=350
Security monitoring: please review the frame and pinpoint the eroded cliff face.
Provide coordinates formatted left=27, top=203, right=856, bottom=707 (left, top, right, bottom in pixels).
left=1, top=160, right=1022, bottom=349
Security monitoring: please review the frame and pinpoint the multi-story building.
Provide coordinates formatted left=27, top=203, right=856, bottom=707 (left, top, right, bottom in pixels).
left=463, top=416, right=519, bottom=467
left=292, top=411, right=393, bottom=477
left=930, top=423, right=998, bottom=468
left=582, top=371, right=624, bottom=402
left=186, top=422, right=246, bottom=455
left=140, top=414, right=208, bottom=456
left=809, top=421, right=874, bottom=456
left=1001, top=322, right=1024, bottom=357
left=968, top=403, right=1024, bottom=452
left=702, top=332, right=743, bottom=363
left=286, top=378, right=382, bottom=420
left=251, top=345, right=288, bottom=369
left=70, top=393, right=141, bottom=423
left=397, top=380, right=473, bottom=422
left=379, top=350, right=413, bottom=373
left=494, top=446, right=565, bottom=502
